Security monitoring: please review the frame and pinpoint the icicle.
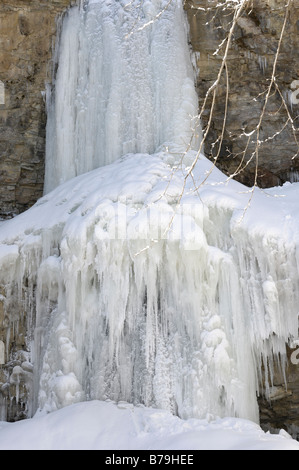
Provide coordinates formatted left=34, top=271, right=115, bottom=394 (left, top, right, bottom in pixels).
left=257, top=55, right=267, bottom=74
left=0, top=341, right=4, bottom=365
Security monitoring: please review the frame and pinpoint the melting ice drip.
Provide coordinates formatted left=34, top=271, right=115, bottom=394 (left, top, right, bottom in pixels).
left=44, top=0, right=200, bottom=193
left=0, top=0, right=299, bottom=424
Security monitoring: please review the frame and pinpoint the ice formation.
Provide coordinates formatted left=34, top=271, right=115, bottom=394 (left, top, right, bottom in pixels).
left=44, top=0, right=200, bottom=193
left=0, top=0, right=299, bottom=426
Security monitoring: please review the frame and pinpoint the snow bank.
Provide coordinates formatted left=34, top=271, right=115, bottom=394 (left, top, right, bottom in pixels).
left=0, top=400, right=298, bottom=450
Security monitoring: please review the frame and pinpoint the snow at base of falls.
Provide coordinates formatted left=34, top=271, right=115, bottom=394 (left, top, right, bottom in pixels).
left=1, top=150, right=299, bottom=424
left=44, top=0, right=200, bottom=193
left=1, top=400, right=299, bottom=450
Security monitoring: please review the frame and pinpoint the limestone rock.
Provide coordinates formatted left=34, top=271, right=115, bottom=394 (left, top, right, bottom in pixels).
left=185, top=0, right=299, bottom=188
left=0, top=0, right=71, bottom=219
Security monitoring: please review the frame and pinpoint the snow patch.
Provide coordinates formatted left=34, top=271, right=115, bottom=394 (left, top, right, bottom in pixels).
left=0, top=400, right=299, bottom=450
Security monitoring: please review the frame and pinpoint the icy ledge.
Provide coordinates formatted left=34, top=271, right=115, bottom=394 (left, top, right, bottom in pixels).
left=0, top=151, right=299, bottom=423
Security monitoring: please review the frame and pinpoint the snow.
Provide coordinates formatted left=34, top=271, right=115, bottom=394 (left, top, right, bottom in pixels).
left=0, top=400, right=298, bottom=450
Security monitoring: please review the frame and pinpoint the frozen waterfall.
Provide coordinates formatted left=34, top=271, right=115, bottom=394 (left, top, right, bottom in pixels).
left=0, top=0, right=299, bottom=426
left=44, top=0, right=200, bottom=193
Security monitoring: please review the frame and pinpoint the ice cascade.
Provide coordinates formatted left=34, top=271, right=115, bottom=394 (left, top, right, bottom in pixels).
left=0, top=0, right=298, bottom=425
left=44, top=0, right=200, bottom=193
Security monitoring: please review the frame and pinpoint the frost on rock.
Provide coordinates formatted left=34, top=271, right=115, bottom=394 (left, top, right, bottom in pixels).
left=0, top=0, right=299, bottom=425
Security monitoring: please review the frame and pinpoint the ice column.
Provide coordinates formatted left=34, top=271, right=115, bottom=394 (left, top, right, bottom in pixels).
left=44, top=0, right=200, bottom=193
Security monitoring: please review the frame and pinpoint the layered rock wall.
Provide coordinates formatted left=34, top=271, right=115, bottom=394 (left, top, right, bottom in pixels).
left=0, top=0, right=71, bottom=218
left=186, top=0, right=299, bottom=187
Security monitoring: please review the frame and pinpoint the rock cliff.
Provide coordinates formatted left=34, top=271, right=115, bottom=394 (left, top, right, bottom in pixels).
left=186, top=0, right=299, bottom=188
left=0, top=0, right=71, bottom=218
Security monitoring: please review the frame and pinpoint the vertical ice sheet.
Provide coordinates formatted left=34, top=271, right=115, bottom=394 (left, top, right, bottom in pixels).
left=44, top=0, right=200, bottom=193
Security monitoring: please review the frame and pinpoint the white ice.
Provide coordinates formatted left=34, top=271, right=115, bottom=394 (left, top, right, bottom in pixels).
left=44, top=0, right=200, bottom=193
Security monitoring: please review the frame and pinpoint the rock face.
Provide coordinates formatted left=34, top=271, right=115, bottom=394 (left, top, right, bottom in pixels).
left=0, top=0, right=71, bottom=218
left=0, top=0, right=299, bottom=437
left=258, top=347, right=299, bottom=440
left=185, top=0, right=299, bottom=188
